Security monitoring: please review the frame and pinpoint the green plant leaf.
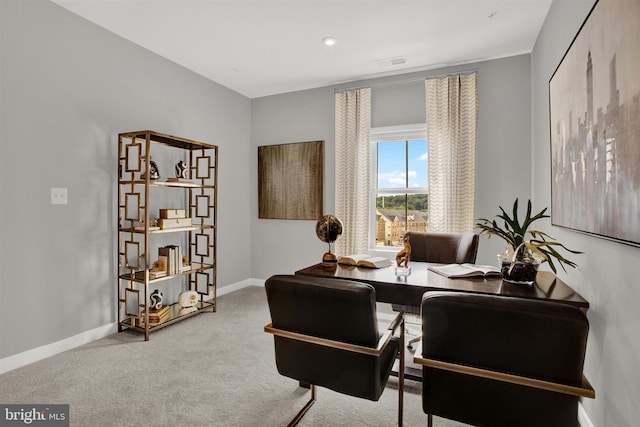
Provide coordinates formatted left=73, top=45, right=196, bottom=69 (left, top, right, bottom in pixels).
left=475, top=199, right=582, bottom=272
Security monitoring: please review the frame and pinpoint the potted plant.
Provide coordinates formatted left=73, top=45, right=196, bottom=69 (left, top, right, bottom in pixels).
left=475, top=199, right=582, bottom=285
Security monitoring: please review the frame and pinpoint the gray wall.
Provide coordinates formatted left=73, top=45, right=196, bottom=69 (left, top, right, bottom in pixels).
left=0, top=0, right=252, bottom=358
left=4, top=2, right=629, bottom=425
left=251, top=55, right=533, bottom=279
left=533, top=0, right=640, bottom=425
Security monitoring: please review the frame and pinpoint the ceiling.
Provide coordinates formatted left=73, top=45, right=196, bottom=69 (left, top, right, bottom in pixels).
left=51, top=0, right=552, bottom=99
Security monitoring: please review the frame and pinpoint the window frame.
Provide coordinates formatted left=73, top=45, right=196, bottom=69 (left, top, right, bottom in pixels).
left=369, top=123, right=427, bottom=249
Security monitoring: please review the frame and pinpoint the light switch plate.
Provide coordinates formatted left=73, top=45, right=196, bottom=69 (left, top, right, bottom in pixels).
left=51, top=187, right=68, bottom=205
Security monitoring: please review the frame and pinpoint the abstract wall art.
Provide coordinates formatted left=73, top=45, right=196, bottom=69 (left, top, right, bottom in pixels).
left=258, top=140, right=324, bottom=220
left=549, top=0, right=640, bottom=247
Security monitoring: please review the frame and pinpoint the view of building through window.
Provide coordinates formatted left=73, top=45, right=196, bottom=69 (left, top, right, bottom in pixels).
left=374, top=137, right=428, bottom=247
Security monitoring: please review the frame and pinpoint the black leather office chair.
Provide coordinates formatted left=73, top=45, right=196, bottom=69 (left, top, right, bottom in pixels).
left=392, top=231, right=479, bottom=347
left=264, top=274, right=405, bottom=426
left=414, top=291, right=595, bottom=427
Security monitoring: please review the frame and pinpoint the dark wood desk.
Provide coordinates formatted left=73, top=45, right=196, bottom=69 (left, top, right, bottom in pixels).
left=296, top=262, right=589, bottom=383
left=295, top=262, right=589, bottom=309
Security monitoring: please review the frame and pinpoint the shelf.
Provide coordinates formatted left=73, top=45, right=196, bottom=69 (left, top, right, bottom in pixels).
left=119, top=225, right=215, bottom=234
left=119, top=130, right=217, bottom=151
left=120, top=263, right=215, bottom=284
left=118, top=179, right=215, bottom=189
left=152, top=180, right=215, bottom=189
left=120, top=301, right=215, bottom=332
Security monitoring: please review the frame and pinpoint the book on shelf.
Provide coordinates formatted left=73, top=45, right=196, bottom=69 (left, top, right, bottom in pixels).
left=428, top=263, right=502, bottom=278
left=142, top=305, right=171, bottom=324
left=173, top=245, right=181, bottom=275
left=337, top=254, right=392, bottom=269
left=158, top=245, right=183, bottom=275
left=148, top=315, right=170, bottom=324
left=158, top=247, right=173, bottom=274
left=144, top=305, right=170, bottom=317
left=149, top=270, right=167, bottom=279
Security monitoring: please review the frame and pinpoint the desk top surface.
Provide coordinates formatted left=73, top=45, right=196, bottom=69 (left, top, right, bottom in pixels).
left=295, top=262, right=589, bottom=309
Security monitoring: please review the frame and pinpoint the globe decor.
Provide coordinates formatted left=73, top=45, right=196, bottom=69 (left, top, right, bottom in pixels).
left=315, top=215, right=343, bottom=263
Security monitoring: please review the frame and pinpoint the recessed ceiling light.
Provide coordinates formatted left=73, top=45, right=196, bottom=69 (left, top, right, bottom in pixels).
left=322, top=36, right=337, bottom=46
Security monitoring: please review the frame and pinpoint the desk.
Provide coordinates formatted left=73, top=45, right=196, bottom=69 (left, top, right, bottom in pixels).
left=295, top=262, right=589, bottom=309
left=296, top=262, right=589, bottom=382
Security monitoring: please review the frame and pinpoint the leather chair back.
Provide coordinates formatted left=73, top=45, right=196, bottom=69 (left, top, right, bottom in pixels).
left=420, top=291, right=589, bottom=427
left=265, top=274, right=398, bottom=401
left=405, top=231, right=478, bottom=264
left=393, top=231, right=479, bottom=314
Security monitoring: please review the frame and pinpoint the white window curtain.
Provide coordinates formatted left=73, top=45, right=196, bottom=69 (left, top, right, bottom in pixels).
left=425, top=73, right=478, bottom=233
left=335, top=88, right=371, bottom=255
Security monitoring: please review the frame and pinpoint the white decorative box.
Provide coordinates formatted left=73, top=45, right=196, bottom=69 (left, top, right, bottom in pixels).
left=159, top=209, right=187, bottom=219
left=158, top=217, right=192, bottom=229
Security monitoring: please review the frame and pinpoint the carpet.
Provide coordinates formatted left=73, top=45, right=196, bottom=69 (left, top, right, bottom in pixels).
left=0, top=286, right=468, bottom=426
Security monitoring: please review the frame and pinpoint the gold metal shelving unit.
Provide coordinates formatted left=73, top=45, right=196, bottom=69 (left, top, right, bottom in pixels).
left=117, top=130, right=218, bottom=340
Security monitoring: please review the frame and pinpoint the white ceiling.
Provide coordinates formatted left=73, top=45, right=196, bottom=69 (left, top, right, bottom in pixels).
left=51, top=0, right=552, bottom=99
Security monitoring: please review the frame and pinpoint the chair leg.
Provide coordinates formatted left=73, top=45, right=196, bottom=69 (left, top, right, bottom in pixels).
left=404, top=313, right=421, bottom=349
left=287, top=384, right=316, bottom=427
left=398, top=318, right=405, bottom=427
left=427, top=413, right=433, bottom=427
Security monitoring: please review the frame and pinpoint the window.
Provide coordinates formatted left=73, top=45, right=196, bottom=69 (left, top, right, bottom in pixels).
left=371, top=124, right=428, bottom=248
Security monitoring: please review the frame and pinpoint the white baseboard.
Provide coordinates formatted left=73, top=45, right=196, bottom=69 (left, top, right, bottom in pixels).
left=0, top=278, right=264, bottom=375
left=0, top=323, right=118, bottom=375
left=218, top=278, right=264, bottom=296
left=578, top=402, right=595, bottom=427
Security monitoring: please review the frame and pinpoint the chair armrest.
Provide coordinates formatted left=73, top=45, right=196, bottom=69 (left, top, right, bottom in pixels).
left=412, top=343, right=595, bottom=399
left=383, top=311, right=405, bottom=339
left=264, top=313, right=403, bottom=357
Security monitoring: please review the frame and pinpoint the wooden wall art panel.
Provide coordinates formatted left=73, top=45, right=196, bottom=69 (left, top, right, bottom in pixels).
left=258, top=140, right=324, bottom=220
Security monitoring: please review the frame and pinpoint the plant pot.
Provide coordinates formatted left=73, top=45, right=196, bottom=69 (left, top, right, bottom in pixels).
left=497, top=253, right=540, bottom=285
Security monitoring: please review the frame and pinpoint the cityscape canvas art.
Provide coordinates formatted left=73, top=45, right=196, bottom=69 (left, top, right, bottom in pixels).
left=549, top=0, right=640, bottom=247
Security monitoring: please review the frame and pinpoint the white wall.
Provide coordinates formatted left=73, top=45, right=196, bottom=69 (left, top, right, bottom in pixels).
left=0, top=0, right=252, bottom=358
left=250, top=55, right=533, bottom=279
left=532, top=1, right=640, bottom=425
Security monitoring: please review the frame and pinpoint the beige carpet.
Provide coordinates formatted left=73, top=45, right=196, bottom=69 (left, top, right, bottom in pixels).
left=0, top=286, right=468, bottom=426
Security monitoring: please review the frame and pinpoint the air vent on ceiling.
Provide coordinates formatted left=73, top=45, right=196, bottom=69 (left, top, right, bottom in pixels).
left=375, top=56, right=407, bottom=67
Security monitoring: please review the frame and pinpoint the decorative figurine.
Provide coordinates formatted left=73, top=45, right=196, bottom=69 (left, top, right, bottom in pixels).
left=150, top=289, right=164, bottom=310
left=395, top=233, right=412, bottom=276
left=151, top=258, right=165, bottom=272
left=396, top=233, right=411, bottom=267
left=149, top=158, right=160, bottom=180
left=178, top=290, right=198, bottom=316
left=175, top=160, right=188, bottom=179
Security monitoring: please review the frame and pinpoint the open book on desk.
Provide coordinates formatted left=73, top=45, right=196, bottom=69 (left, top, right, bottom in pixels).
left=428, top=263, right=502, bottom=278
left=338, top=254, right=392, bottom=269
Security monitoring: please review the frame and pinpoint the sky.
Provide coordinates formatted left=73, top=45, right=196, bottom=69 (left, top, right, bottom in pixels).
left=377, top=139, right=428, bottom=189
